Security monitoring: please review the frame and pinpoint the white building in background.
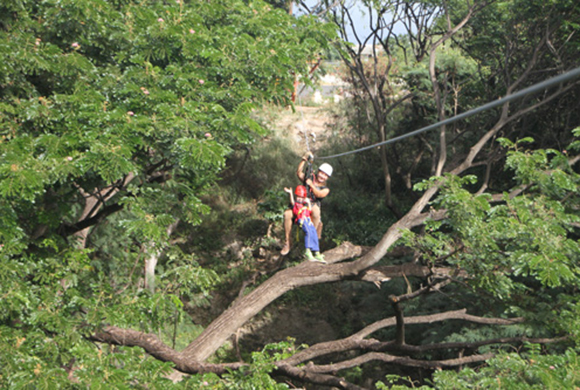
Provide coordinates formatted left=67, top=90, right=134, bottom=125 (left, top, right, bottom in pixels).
left=320, top=74, right=348, bottom=86
left=312, top=90, right=324, bottom=104
left=356, top=44, right=385, bottom=60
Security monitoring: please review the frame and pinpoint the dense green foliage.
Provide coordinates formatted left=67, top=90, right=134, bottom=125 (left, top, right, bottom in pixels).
left=1, top=0, right=580, bottom=388
left=0, top=0, right=334, bottom=387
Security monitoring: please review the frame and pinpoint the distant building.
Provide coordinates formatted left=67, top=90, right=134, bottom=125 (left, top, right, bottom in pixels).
left=355, top=44, right=385, bottom=60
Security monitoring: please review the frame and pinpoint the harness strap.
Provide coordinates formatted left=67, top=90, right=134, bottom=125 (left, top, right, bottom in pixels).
left=303, top=163, right=315, bottom=202
left=295, top=205, right=309, bottom=224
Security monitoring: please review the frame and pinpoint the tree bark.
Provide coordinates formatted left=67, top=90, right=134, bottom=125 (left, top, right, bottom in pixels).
left=73, top=173, right=135, bottom=247
left=143, top=220, right=179, bottom=293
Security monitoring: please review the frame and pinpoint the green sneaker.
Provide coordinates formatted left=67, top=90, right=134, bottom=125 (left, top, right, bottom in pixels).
left=304, top=249, right=315, bottom=261
left=314, top=252, right=326, bottom=263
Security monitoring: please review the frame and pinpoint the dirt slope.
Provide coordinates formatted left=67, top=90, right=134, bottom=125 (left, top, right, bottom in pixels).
left=274, top=105, right=331, bottom=156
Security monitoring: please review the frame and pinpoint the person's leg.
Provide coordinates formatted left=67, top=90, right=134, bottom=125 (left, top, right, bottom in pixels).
left=281, top=208, right=293, bottom=255
left=311, top=204, right=322, bottom=238
left=303, top=221, right=319, bottom=252
left=302, top=221, right=324, bottom=262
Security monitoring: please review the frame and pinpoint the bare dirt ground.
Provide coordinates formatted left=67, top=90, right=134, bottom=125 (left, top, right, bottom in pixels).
left=274, top=105, right=332, bottom=155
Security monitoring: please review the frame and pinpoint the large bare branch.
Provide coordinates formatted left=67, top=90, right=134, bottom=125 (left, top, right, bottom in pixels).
left=91, top=326, right=244, bottom=375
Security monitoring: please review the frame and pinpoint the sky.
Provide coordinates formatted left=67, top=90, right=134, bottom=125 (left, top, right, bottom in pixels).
left=294, top=0, right=375, bottom=43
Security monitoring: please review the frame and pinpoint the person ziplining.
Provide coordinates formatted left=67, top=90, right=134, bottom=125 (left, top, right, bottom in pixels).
left=280, top=152, right=333, bottom=256
left=283, top=185, right=326, bottom=263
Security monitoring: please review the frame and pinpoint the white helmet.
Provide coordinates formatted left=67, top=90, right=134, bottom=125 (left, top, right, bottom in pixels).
left=319, top=163, right=333, bottom=177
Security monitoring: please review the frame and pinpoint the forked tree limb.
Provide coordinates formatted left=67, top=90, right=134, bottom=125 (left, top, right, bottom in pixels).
left=62, top=203, right=124, bottom=236
left=282, top=309, right=524, bottom=366
left=180, top=197, right=443, bottom=362
left=72, top=173, right=135, bottom=246
left=285, top=334, right=566, bottom=387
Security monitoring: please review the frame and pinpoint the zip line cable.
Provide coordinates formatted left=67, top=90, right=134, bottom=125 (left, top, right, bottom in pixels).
left=318, top=66, right=580, bottom=160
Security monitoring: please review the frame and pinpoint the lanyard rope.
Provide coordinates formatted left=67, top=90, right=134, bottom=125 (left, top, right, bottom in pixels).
left=296, top=92, right=318, bottom=201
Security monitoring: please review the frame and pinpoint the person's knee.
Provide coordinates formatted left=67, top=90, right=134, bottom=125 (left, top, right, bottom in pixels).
left=284, top=208, right=293, bottom=220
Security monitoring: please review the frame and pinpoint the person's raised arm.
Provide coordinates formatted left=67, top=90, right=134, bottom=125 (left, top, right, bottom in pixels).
left=296, top=152, right=312, bottom=182
left=283, top=187, right=295, bottom=206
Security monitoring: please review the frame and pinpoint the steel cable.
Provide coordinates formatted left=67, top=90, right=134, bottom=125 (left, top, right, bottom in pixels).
left=317, top=66, right=580, bottom=160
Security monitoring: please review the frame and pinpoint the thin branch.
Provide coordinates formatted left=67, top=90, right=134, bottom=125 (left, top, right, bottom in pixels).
left=282, top=309, right=524, bottom=366
left=374, top=335, right=569, bottom=354
left=275, top=364, right=365, bottom=390
left=392, top=279, right=453, bottom=304
left=302, top=351, right=495, bottom=372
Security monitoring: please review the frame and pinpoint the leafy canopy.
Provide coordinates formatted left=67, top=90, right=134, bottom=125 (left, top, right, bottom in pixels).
left=0, top=0, right=335, bottom=387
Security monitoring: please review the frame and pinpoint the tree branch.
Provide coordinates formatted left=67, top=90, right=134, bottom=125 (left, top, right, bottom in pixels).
left=90, top=326, right=244, bottom=375
left=300, top=351, right=495, bottom=372
left=89, top=319, right=565, bottom=382
left=62, top=203, right=124, bottom=237
left=374, top=335, right=569, bottom=354
left=282, top=309, right=524, bottom=366
left=277, top=363, right=365, bottom=390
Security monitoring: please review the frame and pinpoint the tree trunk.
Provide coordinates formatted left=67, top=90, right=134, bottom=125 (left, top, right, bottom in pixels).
left=143, top=220, right=179, bottom=293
